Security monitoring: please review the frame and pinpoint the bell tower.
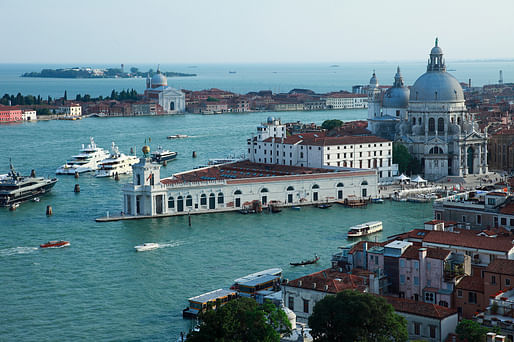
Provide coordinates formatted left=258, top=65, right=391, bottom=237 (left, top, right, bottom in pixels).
left=367, top=70, right=382, bottom=134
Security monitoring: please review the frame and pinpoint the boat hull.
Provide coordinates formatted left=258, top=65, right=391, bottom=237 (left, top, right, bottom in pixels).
left=0, top=178, right=57, bottom=207
left=56, top=166, right=94, bottom=174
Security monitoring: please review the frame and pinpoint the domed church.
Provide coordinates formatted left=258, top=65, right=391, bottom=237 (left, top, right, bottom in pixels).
left=144, top=67, right=185, bottom=114
left=369, top=39, right=488, bottom=180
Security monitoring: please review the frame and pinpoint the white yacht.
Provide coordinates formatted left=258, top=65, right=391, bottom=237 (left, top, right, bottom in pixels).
left=347, top=221, right=383, bottom=238
left=134, top=243, right=159, bottom=252
left=56, top=137, right=109, bottom=174
left=95, top=142, right=139, bottom=178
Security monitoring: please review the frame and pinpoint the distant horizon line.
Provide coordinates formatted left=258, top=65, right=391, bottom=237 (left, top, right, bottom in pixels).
left=1, top=58, right=514, bottom=66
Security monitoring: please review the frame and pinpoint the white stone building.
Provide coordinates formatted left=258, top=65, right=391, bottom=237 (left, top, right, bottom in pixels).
left=22, top=110, right=37, bottom=121
left=368, top=39, right=488, bottom=181
left=121, top=155, right=378, bottom=218
left=324, top=93, right=367, bottom=109
left=248, top=117, right=397, bottom=183
left=144, top=68, right=185, bottom=114
left=57, top=104, right=82, bottom=117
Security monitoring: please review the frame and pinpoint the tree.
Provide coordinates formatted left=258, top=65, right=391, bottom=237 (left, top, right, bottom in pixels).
left=308, top=290, right=408, bottom=342
left=130, top=67, right=139, bottom=74
left=64, top=90, right=67, bottom=101
left=321, top=119, right=343, bottom=131
left=187, top=297, right=291, bottom=342
left=456, top=319, right=496, bottom=342
left=392, top=142, right=411, bottom=174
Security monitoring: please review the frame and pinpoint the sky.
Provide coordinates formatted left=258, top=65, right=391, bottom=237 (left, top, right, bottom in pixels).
left=1, top=0, right=513, bottom=64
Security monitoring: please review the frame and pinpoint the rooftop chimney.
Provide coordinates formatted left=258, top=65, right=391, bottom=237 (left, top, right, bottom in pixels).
left=324, top=285, right=329, bottom=291
left=313, top=282, right=317, bottom=289
left=299, top=280, right=302, bottom=287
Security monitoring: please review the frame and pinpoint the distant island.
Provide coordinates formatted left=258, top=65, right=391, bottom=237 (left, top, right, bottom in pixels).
left=21, top=67, right=196, bottom=79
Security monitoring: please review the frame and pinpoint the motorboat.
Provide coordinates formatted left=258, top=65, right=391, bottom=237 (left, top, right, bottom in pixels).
left=56, top=137, right=109, bottom=174
left=151, top=146, right=177, bottom=164
left=32, top=197, right=40, bottom=202
left=347, top=221, right=383, bottom=238
left=95, top=142, right=139, bottom=178
left=40, top=240, right=70, bottom=248
left=167, top=134, right=188, bottom=139
left=290, top=254, right=320, bottom=266
left=134, top=243, right=159, bottom=252
left=9, top=203, right=19, bottom=211
left=371, top=198, right=384, bottom=204
left=0, top=161, right=58, bottom=207
left=316, top=203, right=332, bottom=209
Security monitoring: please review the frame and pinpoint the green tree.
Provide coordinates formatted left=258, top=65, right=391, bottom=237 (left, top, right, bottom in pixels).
left=187, top=298, right=291, bottom=342
left=64, top=90, right=67, bottom=101
left=392, top=142, right=411, bottom=174
left=321, top=119, right=343, bottom=131
left=130, top=67, right=139, bottom=73
left=308, top=290, right=408, bottom=342
left=456, top=319, right=497, bottom=342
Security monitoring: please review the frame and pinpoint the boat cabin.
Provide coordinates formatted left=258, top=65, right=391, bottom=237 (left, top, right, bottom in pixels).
left=182, top=288, right=237, bottom=318
left=236, top=274, right=281, bottom=298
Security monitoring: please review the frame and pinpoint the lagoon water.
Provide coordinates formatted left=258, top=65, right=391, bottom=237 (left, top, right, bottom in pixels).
left=0, top=110, right=435, bottom=341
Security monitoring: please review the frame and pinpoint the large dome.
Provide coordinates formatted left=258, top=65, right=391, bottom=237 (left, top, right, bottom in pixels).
left=410, top=71, right=464, bottom=102
left=409, top=39, right=464, bottom=103
left=384, top=87, right=410, bottom=108
left=151, top=72, right=167, bottom=88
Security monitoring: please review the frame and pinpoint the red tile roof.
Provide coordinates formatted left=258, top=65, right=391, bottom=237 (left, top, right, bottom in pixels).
left=422, top=230, right=514, bottom=253
left=303, top=135, right=390, bottom=146
left=348, top=240, right=388, bottom=254
left=499, top=202, right=514, bottom=215
left=485, top=259, right=514, bottom=276
left=384, top=296, right=457, bottom=319
left=285, top=268, right=367, bottom=294
left=401, top=245, right=450, bottom=260
left=456, top=274, right=484, bottom=292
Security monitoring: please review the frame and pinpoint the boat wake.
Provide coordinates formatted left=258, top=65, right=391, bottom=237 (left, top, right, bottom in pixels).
left=157, top=240, right=185, bottom=249
left=0, top=246, right=38, bottom=257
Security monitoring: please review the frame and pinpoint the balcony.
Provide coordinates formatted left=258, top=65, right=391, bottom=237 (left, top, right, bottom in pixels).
left=443, top=253, right=470, bottom=281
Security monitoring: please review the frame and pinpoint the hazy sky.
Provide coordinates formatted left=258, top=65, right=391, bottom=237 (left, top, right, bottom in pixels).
left=1, top=0, right=513, bottom=64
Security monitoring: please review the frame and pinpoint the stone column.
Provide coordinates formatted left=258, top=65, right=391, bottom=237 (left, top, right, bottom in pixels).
left=463, top=145, right=468, bottom=175
left=483, top=142, right=488, bottom=173
left=477, top=144, right=482, bottom=174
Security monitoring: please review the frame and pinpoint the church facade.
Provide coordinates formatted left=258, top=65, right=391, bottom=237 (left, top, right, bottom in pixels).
left=144, top=68, right=185, bottom=114
left=368, top=40, right=488, bottom=180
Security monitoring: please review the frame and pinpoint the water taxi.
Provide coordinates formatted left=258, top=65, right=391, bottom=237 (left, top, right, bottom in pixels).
left=40, top=240, right=70, bottom=248
left=167, top=134, right=188, bottom=139
left=347, top=221, right=383, bottom=238
left=182, top=288, right=237, bottom=318
left=151, top=146, right=177, bottom=164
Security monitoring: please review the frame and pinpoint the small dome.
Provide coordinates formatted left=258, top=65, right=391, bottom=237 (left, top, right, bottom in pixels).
left=267, top=116, right=275, bottom=123
left=431, top=46, right=443, bottom=55
left=383, top=87, right=410, bottom=108
left=151, top=72, right=167, bottom=88
left=410, top=72, right=464, bottom=103
left=369, top=71, right=378, bottom=86
left=142, top=145, right=150, bottom=154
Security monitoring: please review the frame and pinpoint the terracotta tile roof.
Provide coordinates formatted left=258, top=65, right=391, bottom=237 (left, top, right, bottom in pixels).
left=485, top=259, right=514, bottom=276
left=499, top=202, right=514, bottom=215
left=285, top=268, right=367, bottom=294
left=456, top=274, right=484, bottom=292
left=401, top=245, right=421, bottom=259
left=384, top=296, right=457, bottom=319
left=422, top=230, right=514, bottom=253
left=427, top=248, right=451, bottom=260
left=348, top=240, right=388, bottom=254
left=302, top=135, right=390, bottom=146
left=425, top=220, right=445, bottom=225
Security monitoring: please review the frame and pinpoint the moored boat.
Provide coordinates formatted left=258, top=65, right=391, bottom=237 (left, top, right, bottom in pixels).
left=182, top=288, right=238, bottom=318
left=316, top=203, right=332, bottom=209
left=134, top=243, right=159, bottom=252
left=151, top=146, right=177, bottom=164
left=347, top=221, right=383, bottom=238
left=56, top=137, right=109, bottom=174
left=95, top=142, right=139, bottom=178
left=372, top=198, right=384, bottom=203
left=0, top=161, right=58, bottom=207
left=40, top=240, right=70, bottom=248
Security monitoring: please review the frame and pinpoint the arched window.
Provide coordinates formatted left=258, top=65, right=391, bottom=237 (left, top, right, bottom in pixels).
left=136, top=174, right=141, bottom=185
left=428, top=118, right=435, bottom=132
left=438, top=118, right=444, bottom=132
left=234, top=190, right=242, bottom=195
left=260, top=188, right=269, bottom=193
left=337, top=182, right=344, bottom=187
left=218, top=192, right=224, bottom=204
left=361, top=180, right=368, bottom=185
left=418, top=117, right=422, bottom=125
left=312, top=184, right=320, bottom=189
left=200, top=193, right=207, bottom=205
left=457, top=117, right=461, bottom=125
left=186, top=195, right=193, bottom=207
left=286, top=186, right=294, bottom=191
left=412, top=117, right=416, bottom=125
left=168, top=197, right=174, bottom=208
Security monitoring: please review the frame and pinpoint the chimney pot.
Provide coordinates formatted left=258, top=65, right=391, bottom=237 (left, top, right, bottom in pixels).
left=313, top=282, right=317, bottom=289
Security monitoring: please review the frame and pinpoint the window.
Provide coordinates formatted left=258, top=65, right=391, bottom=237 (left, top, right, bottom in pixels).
left=477, top=215, right=482, bottom=224
left=510, top=219, right=514, bottom=227
left=288, top=296, right=294, bottom=311
left=218, top=193, right=224, bottom=204
left=413, top=260, right=419, bottom=270
left=491, top=275, right=496, bottom=285
left=429, top=118, right=435, bottom=132
left=488, top=198, right=496, bottom=206
left=501, top=218, right=507, bottom=226
left=439, top=301, right=449, bottom=307
left=438, top=118, right=444, bottom=132
left=468, top=292, right=477, bottom=304
left=430, top=325, right=436, bottom=338
left=168, top=197, right=174, bottom=208
left=414, top=277, right=419, bottom=285
left=427, top=279, right=431, bottom=287
left=425, top=292, right=434, bottom=303
left=400, top=275, right=405, bottom=284
left=186, top=195, right=192, bottom=207
left=303, top=299, right=309, bottom=313
left=400, top=259, right=405, bottom=267
left=506, top=278, right=511, bottom=286
left=414, top=322, right=421, bottom=335
left=457, top=289, right=462, bottom=297
left=427, top=262, right=431, bottom=271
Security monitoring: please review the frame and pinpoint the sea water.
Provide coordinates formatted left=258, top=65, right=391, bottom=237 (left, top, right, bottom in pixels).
left=0, top=111, right=434, bottom=340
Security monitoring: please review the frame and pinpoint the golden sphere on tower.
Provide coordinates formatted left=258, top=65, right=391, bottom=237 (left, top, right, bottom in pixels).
left=142, top=145, right=150, bottom=154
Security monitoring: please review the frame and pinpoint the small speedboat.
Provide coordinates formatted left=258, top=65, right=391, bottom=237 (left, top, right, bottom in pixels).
left=291, top=206, right=301, bottom=210
left=32, top=197, right=40, bottom=202
left=40, top=240, right=70, bottom=248
left=9, top=203, right=19, bottom=211
left=372, top=198, right=384, bottom=204
left=134, top=243, right=159, bottom=252
left=167, top=134, right=188, bottom=139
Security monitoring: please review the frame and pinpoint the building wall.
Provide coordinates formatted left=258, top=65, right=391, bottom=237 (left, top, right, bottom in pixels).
left=483, top=270, right=513, bottom=309
left=22, top=110, right=37, bottom=121
left=0, top=108, right=23, bottom=122
left=454, top=285, right=485, bottom=319
left=282, top=286, right=329, bottom=323
left=396, top=311, right=458, bottom=342
left=488, top=132, right=514, bottom=172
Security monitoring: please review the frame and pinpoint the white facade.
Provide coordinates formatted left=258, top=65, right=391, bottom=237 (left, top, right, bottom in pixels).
left=22, top=110, right=37, bottom=121
left=324, top=95, right=367, bottom=109
left=248, top=118, right=397, bottom=184
left=396, top=308, right=458, bottom=342
left=122, top=158, right=378, bottom=217
left=58, top=104, right=82, bottom=117
left=144, top=68, right=186, bottom=114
